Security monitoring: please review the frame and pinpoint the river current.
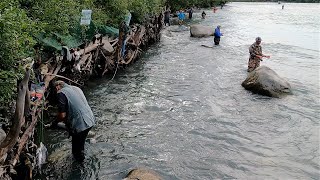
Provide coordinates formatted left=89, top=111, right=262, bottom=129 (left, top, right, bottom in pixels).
left=46, top=2, right=320, bottom=180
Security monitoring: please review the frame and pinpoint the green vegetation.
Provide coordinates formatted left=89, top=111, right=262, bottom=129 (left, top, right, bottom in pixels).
left=0, top=0, right=38, bottom=116
left=231, top=0, right=319, bottom=2
left=166, top=0, right=226, bottom=12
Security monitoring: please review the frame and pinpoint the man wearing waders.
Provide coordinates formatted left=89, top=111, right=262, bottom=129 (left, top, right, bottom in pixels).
left=247, top=37, right=270, bottom=72
left=53, top=80, right=95, bottom=162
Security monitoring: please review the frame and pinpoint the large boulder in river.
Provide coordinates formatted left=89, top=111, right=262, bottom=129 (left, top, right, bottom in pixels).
left=124, top=168, right=162, bottom=180
left=190, top=25, right=214, bottom=37
left=242, top=66, right=292, bottom=97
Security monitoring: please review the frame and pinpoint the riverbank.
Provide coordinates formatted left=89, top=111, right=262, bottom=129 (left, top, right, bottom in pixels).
left=0, top=13, right=163, bottom=179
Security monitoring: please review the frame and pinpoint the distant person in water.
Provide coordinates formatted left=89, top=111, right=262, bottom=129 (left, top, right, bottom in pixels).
left=164, top=9, right=171, bottom=26
left=282, top=5, right=284, bottom=9
left=201, top=11, right=206, bottom=19
left=213, top=6, right=218, bottom=13
left=188, top=8, right=193, bottom=19
left=247, top=37, right=270, bottom=72
left=214, top=25, right=223, bottom=45
left=178, top=10, right=185, bottom=25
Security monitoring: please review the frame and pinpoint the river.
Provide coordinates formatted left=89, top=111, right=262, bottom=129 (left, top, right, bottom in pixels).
left=45, top=2, right=320, bottom=180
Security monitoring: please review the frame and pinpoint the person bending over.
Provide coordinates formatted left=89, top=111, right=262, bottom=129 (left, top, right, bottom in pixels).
left=52, top=80, right=95, bottom=162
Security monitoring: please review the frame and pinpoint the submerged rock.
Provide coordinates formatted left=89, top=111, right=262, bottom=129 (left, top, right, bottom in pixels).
left=242, top=66, right=292, bottom=97
left=190, top=25, right=214, bottom=37
left=124, top=168, right=162, bottom=180
left=170, top=17, right=180, bottom=26
left=45, top=145, right=73, bottom=179
left=169, top=25, right=189, bottom=32
left=161, top=29, right=174, bottom=37
left=48, top=145, right=71, bottom=163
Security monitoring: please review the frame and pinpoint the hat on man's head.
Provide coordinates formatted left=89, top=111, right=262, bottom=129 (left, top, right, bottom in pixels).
left=256, top=37, right=262, bottom=41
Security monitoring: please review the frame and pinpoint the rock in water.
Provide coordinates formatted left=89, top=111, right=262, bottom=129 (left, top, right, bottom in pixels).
left=36, top=142, right=48, bottom=172
left=124, top=168, right=162, bottom=180
left=170, top=17, right=180, bottom=26
left=190, top=25, right=214, bottom=37
left=242, top=66, right=292, bottom=97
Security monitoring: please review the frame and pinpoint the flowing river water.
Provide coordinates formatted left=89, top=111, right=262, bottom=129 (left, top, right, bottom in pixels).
left=45, top=2, right=320, bottom=180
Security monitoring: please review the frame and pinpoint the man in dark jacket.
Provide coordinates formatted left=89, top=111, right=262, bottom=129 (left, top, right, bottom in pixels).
left=164, top=9, right=170, bottom=26
left=53, top=80, right=95, bottom=162
left=188, top=8, right=193, bottom=19
left=201, top=11, right=206, bottom=19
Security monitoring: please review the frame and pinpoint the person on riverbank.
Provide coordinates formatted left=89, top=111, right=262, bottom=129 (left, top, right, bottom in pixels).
left=214, top=25, right=223, bottom=45
left=247, top=37, right=270, bottom=72
left=164, top=9, right=171, bottom=26
left=52, top=80, right=95, bottom=162
left=201, top=11, right=206, bottom=19
left=178, top=10, right=185, bottom=25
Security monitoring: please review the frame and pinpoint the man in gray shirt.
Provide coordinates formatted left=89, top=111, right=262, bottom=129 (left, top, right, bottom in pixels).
left=53, top=80, right=95, bottom=162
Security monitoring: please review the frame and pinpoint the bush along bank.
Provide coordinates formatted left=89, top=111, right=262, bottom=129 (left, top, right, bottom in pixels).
left=0, top=10, right=163, bottom=179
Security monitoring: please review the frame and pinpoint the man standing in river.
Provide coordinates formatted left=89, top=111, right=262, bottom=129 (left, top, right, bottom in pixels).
left=214, top=25, right=223, bottom=45
left=247, top=37, right=270, bottom=72
left=52, top=80, right=95, bottom=162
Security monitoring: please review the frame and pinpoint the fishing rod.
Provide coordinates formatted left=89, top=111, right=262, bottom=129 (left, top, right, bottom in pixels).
left=42, top=73, right=82, bottom=86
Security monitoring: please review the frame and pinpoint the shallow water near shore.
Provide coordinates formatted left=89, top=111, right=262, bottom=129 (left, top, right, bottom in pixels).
left=44, top=2, right=319, bottom=179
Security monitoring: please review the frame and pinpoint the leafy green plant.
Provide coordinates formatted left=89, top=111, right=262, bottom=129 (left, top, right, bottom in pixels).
left=0, top=0, right=38, bottom=117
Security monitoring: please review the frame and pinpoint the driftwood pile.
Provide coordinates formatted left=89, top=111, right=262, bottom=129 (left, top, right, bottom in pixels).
left=55, top=15, right=162, bottom=85
left=0, top=14, right=163, bottom=180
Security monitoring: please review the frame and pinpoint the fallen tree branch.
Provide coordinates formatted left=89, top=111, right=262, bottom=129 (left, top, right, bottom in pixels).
left=11, top=105, right=38, bottom=167
left=42, top=73, right=82, bottom=86
left=77, top=43, right=99, bottom=56
left=0, top=69, right=30, bottom=160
